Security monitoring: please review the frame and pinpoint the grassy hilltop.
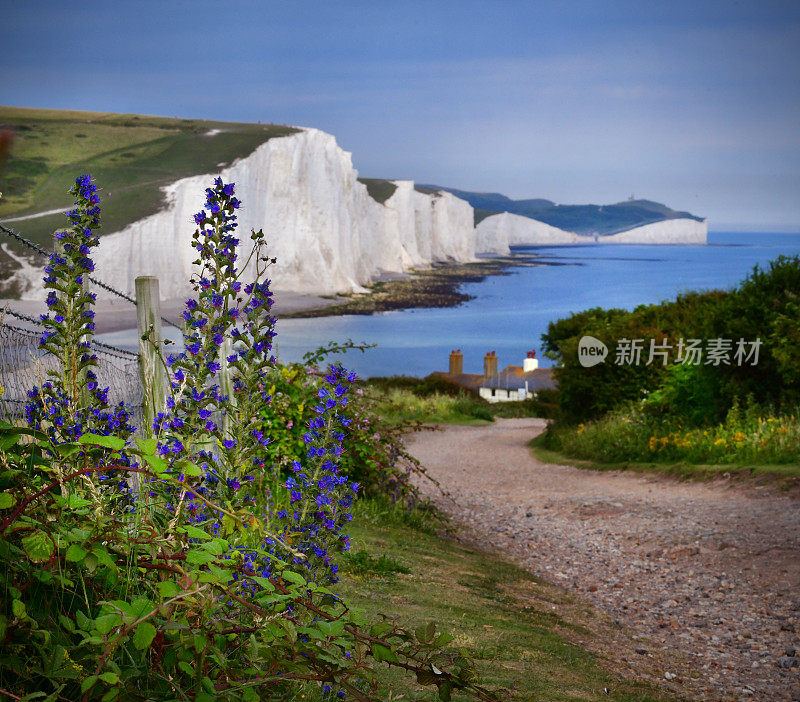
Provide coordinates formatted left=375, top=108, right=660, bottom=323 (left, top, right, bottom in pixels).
left=0, top=106, right=297, bottom=246
left=419, top=184, right=704, bottom=234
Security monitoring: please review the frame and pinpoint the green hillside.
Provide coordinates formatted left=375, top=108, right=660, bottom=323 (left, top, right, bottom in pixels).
left=422, top=184, right=704, bottom=234
left=0, top=106, right=297, bottom=247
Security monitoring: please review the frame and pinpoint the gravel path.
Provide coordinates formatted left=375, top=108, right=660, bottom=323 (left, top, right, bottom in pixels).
left=407, top=418, right=800, bottom=701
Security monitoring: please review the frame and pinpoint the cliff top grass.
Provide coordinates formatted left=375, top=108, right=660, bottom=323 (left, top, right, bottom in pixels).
left=357, top=177, right=398, bottom=204
left=0, top=105, right=298, bottom=245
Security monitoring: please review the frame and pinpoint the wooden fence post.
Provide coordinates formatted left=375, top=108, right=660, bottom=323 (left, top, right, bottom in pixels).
left=135, top=276, right=167, bottom=435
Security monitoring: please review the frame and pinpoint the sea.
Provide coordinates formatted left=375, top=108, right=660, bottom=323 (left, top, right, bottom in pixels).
left=97, top=232, right=800, bottom=379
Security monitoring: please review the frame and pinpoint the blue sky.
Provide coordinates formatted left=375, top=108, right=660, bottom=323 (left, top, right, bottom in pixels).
left=4, top=0, right=800, bottom=229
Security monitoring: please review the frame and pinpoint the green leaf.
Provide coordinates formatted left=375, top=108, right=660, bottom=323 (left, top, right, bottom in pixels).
left=135, top=437, right=157, bottom=455
left=176, top=460, right=202, bottom=477
left=11, top=599, right=25, bottom=619
left=143, top=454, right=168, bottom=476
left=370, top=621, right=393, bottom=638
left=78, top=433, right=126, bottom=451
left=94, top=613, right=120, bottom=635
left=180, top=524, right=212, bottom=540
left=207, top=564, right=233, bottom=582
left=75, top=610, right=91, bottom=630
left=65, top=494, right=93, bottom=509
left=185, top=550, right=214, bottom=565
left=92, top=546, right=117, bottom=571
left=81, top=675, right=98, bottom=693
left=202, top=539, right=227, bottom=556
left=22, top=530, right=53, bottom=563
left=54, top=442, right=83, bottom=458
left=157, top=581, right=180, bottom=598
left=58, top=614, right=75, bottom=633
left=425, top=621, right=436, bottom=642
left=0, top=614, right=7, bottom=640
left=0, top=432, right=21, bottom=451
left=370, top=643, right=398, bottom=663
left=65, top=544, right=88, bottom=562
left=132, top=622, right=157, bottom=650
left=98, top=672, right=119, bottom=684
left=129, top=598, right=154, bottom=619
left=0, top=492, right=15, bottom=509
left=282, top=570, right=306, bottom=586
left=83, top=552, right=99, bottom=573
left=318, top=619, right=345, bottom=637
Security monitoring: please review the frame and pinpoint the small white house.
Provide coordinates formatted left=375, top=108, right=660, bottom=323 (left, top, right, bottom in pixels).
left=478, top=351, right=555, bottom=403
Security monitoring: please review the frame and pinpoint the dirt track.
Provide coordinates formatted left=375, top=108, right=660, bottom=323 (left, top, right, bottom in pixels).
left=407, top=418, right=800, bottom=701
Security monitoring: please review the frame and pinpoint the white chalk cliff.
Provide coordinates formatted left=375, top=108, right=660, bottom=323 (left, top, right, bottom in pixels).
left=10, top=125, right=708, bottom=302
left=41, top=128, right=476, bottom=301
left=476, top=212, right=707, bottom=254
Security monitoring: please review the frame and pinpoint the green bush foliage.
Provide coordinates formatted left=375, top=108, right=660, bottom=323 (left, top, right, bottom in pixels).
left=543, top=256, right=800, bottom=424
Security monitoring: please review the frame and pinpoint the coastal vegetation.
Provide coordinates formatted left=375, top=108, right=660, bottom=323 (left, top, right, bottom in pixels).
left=537, top=255, right=800, bottom=478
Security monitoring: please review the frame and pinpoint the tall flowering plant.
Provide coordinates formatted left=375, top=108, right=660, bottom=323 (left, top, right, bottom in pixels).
left=25, top=175, right=135, bottom=459
left=151, top=179, right=277, bottom=531
left=151, top=178, right=360, bottom=586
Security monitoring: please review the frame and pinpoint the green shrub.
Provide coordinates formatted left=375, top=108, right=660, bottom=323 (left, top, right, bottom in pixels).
left=543, top=256, right=800, bottom=424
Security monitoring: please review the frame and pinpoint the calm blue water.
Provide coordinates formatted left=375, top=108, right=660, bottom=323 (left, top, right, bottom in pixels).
left=98, top=232, right=800, bottom=378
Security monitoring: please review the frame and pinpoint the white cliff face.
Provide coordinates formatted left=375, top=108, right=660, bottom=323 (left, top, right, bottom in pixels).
left=596, top=218, right=707, bottom=244
left=16, top=128, right=476, bottom=301
left=476, top=212, right=579, bottom=253
left=476, top=212, right=707, bottom=253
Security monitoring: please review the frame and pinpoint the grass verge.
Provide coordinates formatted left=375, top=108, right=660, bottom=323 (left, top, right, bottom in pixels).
left=336, top=499, right=680, bottom=700
left=530, top=433, right=800, bottom=489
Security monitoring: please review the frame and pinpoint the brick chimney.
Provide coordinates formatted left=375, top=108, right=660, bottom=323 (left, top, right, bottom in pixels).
left=483, top=350, right=498, bottom=378
left=523, top=349, right=539, bottom=372
left=448, top=349, right=463, bottom=376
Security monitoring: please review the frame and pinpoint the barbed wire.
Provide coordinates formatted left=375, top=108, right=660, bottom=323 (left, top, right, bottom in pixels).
left=0, top=222, right=182, bottom=330
left=1, top=309, right=138, bottom=360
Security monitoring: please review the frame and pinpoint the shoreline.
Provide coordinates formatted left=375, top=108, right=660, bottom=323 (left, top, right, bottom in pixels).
left=282, top=252, right=547, bottom=318
left=1, top=253, right=545, bottom=334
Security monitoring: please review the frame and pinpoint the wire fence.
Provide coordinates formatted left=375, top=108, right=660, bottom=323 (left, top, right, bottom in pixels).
left=0, top=322, right=146, bottom=429
left=0, top=222, right=181, bottom=330
left=0, top=221, right=182, bottom=430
